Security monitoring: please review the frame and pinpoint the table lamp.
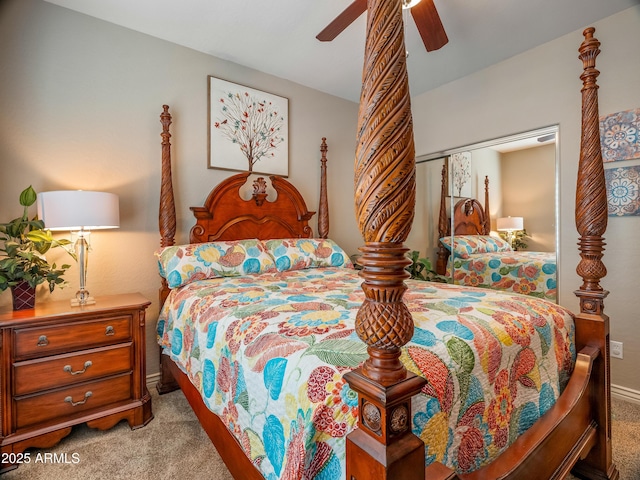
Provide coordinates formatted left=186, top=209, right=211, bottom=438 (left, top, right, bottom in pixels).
left=497, top=216, right=524, bottom=249
left=37, top=190, right=119, bottom=306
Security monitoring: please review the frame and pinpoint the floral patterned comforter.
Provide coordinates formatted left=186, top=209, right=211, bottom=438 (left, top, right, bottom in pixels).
left=448, top=251, right=557, bottom=301
left=157, top=267, right=574, bottom=479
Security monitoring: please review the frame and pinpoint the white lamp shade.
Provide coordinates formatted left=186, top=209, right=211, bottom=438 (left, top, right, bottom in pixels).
left=37, top=191, right=120, bottom=231
left=497, top=216, right=523, bottom=231
left=402, top=0, right=422, bottom=8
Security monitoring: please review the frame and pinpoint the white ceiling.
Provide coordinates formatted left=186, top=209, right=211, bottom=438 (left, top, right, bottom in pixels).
left=43, top=0, right=638, bottom=102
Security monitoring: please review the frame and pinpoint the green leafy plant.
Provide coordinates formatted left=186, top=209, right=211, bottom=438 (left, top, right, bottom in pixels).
left=0, top=186, right=76, bottom=293
left=499, top=229, right=530, bottom=251
left=405, top=250, right=449, bottom=283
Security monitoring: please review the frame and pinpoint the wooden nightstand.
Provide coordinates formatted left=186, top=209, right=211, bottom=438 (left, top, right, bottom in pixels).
left=0, top=293, right=153, bottom=473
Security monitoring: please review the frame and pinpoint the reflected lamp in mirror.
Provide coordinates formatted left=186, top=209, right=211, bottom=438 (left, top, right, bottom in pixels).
left=497, top=216, right=524, bottom=249
left=37, top=191, right=119, bottom=306
left=402, top=0, right=422, bottom=8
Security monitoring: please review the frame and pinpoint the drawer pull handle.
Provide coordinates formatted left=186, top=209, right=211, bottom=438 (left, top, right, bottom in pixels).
left=105, top=326, right=115, bottom=336
left=64, top=391, right=92, bottom=407
left=63, top=360, right=92, bottom=375
left=37, top=335, right=49, bottom=347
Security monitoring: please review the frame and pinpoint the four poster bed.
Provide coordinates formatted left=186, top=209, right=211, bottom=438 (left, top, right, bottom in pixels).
left=435, top=176, right=557, bottom=301
left=155, top=3, right=617, bottom=478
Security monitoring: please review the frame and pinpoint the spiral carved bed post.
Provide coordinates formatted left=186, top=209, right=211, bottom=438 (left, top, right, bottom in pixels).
left=436, top=164, right=449, bottom=275
left=483, top=176, right=491, bottom=234
left=156, top=105, right=179, bottom=395
left=158, top=105, right=176, bottom=305
left=344, top=0, right=426, bottom=478
left=159, top=105, right=176, bottom=253
left=318, top=137, right=329, bottom=239
left=572, top=28, right=619, bottom=480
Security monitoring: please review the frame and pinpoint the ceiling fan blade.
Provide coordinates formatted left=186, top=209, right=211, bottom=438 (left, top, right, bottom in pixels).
left=316, top=0, right=368, bottom=42
left=410, top=0, right=448, bottom=52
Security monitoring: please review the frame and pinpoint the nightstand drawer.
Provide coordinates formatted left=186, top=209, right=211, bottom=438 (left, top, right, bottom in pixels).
left=14, top=373, right=132, bottom=429
left=13, top=344, right=133, bottom=396
left=14, top=315, right=132, bottom=359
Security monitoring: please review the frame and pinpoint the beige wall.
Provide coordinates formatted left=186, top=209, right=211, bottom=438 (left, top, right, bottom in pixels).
left=472, top=148, right=502, bottom=228
left=412, top=6, right=640, bottom=394
left=409, top=159, right=445, bottom=266
left=502, top=144, right=556, bottom=252
left=0, top=0, right=360, bottom=375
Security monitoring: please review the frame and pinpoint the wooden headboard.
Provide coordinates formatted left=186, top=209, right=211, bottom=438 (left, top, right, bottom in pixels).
left=452, top=198, right=490, bottom=235
left=189, top=172, right=316, bottom=243
left=435, top=171, right=491, bottom=274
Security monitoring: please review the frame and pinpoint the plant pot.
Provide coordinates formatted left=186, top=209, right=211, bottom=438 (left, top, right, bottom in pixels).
left=11, top=281, right=36, bottom=310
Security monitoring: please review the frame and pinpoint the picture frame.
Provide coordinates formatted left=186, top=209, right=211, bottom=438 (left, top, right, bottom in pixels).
left=208, top=76, right=289, bottom=176
left=605, top=164, right=640, bottom=216
left=449, top=151, right=472, bottom=197
left=599, top=107, right=640, bottom=163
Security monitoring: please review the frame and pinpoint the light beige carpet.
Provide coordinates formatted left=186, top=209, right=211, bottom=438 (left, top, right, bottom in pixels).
left=5, top=390, right=639, bottom=479
left=3, top=389, right=231, bottom=480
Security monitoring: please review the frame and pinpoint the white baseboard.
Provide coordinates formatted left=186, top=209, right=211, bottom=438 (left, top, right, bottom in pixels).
left=146, top=372, right=160, bottom=390
left=611, top=383, right=640, bottom=405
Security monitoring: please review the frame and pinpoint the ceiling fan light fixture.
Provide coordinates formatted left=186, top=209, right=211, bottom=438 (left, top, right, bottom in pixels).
left=317, top=0, right=447, bottom=53
left=403, top=0, right=422, bottom=9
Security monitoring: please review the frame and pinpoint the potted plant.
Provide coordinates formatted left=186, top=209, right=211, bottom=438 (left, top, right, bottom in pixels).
left=405, top=250, right=449, bottom=283
left=498, top=229, right=530, bottom=251
left=0, top=186, right=76, bottom=310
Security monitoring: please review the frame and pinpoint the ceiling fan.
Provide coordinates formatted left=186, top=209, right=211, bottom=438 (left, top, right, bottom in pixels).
left=316, top=0, right=448, bottom=52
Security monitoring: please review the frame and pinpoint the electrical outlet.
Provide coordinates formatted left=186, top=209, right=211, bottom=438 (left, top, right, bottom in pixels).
left=610, top=340, right=623, bottom=359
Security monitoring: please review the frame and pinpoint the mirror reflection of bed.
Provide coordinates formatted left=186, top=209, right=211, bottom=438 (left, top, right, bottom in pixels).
left=409, top=126, right=558, bottom=301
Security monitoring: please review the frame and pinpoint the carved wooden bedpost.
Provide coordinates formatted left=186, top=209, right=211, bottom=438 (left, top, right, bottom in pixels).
left=571, top=28, right=619, bottom=480
left=344, top=0, right=426, bottom=478
left=159, top=105, right=176, bottom=252
left=156, top=105, right=179, bottom=395
left=483, top=176, right=491, bottom=234
left=436, top=163, right=449, bottom=275
left=318, top=137, right=329, bottom=239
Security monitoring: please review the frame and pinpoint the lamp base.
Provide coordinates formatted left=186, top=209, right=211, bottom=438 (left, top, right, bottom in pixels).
left=71, top=289, right=96, bottom=307
left=71, top=286, right=95, bottom=307
left=71, top=296, right=96, bottom=307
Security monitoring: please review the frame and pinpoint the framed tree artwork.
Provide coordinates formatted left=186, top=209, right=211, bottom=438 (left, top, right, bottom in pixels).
left=450, top=151, right=472, bottom=197
left=208, top=76, right=289, bottom=176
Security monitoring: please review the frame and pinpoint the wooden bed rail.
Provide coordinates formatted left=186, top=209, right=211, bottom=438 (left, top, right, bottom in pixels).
left=418, top=345, right=599, bottom=480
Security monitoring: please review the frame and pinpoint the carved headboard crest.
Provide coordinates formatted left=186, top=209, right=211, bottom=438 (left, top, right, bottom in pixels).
left=252, top=177, right=268, bottom=206
left=462, top=199, right=475, bottom=216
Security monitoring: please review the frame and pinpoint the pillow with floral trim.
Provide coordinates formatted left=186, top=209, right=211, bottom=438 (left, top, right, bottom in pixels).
left=156, top=239, right=276, bottom=288
left=263, top=238, right=353, bottom=272
left=440, top=235, right=512, bottom=259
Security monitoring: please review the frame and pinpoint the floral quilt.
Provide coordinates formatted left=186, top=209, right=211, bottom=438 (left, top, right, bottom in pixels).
left=157, top=267, right=574, bottom=479
left=448, top=251, right=557, bottom=301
